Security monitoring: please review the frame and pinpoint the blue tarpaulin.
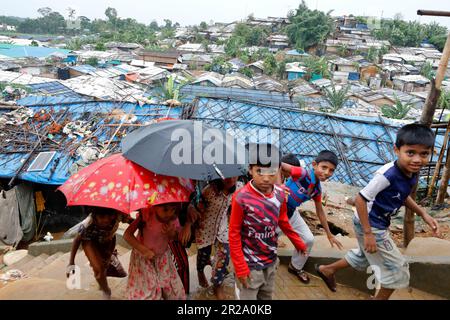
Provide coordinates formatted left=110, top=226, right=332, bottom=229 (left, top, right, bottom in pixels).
left=0, top=101, right=183, bottom=185
left=187, top=97, right=445, bottom=187
left=0, top=46, right=71, bottom=59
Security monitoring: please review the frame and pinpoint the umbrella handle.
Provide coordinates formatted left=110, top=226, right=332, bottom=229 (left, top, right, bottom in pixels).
left=213, top=163, right=225, bottom=180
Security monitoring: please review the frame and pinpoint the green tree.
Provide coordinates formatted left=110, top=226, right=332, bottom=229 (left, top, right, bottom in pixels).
left=37, top=7, right=52, bottom=17
left=66, top=38, right=83, bottom=50
left=367, top=47, right=379, bottom=63
left=225, top=36, right=245, bottom=57
left=381, top=97, right=413, bottom=119
left=304, top=56, right=330, bottom=79
left=438, top=90, right=450, bottom=110
left=229, top=23, right=269, bottom=47
left=420, top=61, right=434, bottom=80
left=277, top=61, right=286, bottom=79
left=200, top=21, right=208, bottom=30
left=95, top=42, right=106, bottom=51
left=263, top=54, right=277, bottom=75
left=286, top=0, right=334, bottom=50
left=0, top=16, right=23, bottom=27
left=149, top=20, right=159, bottom=31
left=429, top=34, right=447, bottom=51
left=207, top=56, right=232, bottom=74
left=337, top=44, right=350, bottom=57
left=79, top=16, right=91, bottom=31
left=30, top=40, right=39, bottom=47
left=322, top=83, right=350, bottom=113
left=156, top=75, right=189, bottom=102
left=240, top=67, right=254, bottom=78
left=201, top=39, right=211, bottom=53
left=86, top=57, right=98, bottom=66
left=373, top=18, right=447, bottom=49
left=105, top=7, right=118, bottom=23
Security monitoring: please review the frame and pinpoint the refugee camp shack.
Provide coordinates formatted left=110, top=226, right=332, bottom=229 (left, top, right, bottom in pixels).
left=105, top=42, right=143, bottom=52
left=182, top=53, right=213, bottom=69
left=228, top=58, right=246, bottom=72
left=192, top=72, right=224, bottom=87
left=137, top=50, right=182, bottom=70
left=221, top=73, right=254, bottom=89
left=253, top=75, right=285, bottom=92
left=267, top=34, right=289, bottom=51
left=285, top=62, right=307, bottom=81
left=247, top=60, right=265, bottom=76
left=392, top=75, right=431, bottom=93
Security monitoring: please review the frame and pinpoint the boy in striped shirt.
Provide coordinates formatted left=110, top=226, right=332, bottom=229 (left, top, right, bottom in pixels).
left=229, top=143, right=307, bottom=300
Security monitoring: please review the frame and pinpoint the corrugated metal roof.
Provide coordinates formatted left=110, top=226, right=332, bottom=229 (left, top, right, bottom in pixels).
left=0, top=70, right=54, bottom=85
left=181, top=85, right=296, bottom=108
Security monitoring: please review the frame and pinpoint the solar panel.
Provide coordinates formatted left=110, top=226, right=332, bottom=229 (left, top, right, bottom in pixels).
left=27, top=151, right=56, bottom=172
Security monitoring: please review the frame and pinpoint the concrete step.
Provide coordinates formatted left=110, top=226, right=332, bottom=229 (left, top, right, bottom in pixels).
left=107, top=250, right=131, bottom=298
left=32, top=252, right=71, bottom=281
left=19, top=254, right=49, bottom=274
left=4, top=255, right=34, bottom=272
left=0, top=277, right=104, bottom=300
left=44, top=252, right=65, bottom=264
left=28, top=252, right=64, bottom=276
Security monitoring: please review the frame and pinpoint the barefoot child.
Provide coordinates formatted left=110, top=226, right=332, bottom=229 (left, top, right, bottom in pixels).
left=182, top=177, right=242, bottom=299
left=279, top=151, right=343, bottom=284
left=67, top=206, right=128, bottom=299
left=124, top=202, right=186, bottom=300
left=316, top=124, right=440, bottom=299
left=229, top=143, right=307, bottom=300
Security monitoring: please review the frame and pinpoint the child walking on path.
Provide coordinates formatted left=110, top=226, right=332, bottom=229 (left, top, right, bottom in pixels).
left=124, top=202, right=186, bottom=300
left=180, top=177, right=242, bottom=300
left=67, top=206, right=128, bottom=300
left=279, top=151, right=343, bottom=284
left=316, top=124, right=440, bottom=300
left=229, top=143, right=307, bottom=300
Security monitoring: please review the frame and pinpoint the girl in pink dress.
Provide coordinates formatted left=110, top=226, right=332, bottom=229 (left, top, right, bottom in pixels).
left=124, top=202, right=186, bottom=300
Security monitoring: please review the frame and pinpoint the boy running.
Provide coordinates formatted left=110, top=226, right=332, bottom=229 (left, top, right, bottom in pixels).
left=316, top=124, right=440, bottom=299
left=279, top=151, right=343, bottom=284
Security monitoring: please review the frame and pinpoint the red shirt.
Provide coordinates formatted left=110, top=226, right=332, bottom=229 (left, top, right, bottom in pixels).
left=229, top=181, right=307, bottom=278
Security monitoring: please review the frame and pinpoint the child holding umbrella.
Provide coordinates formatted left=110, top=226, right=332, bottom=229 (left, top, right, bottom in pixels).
left=124, top=202, right=186, bottom=300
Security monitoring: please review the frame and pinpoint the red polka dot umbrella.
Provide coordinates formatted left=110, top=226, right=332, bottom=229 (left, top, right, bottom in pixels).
left=58, top=153, right=194, bottom=215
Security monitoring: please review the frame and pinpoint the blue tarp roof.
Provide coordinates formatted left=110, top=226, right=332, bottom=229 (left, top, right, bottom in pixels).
left=181, top=85, right=297, bottom=109
left=18, top=82, right=90, bottom=106
left=69, top=65, right=98, bottom=74
left=188, top=97, right=445, bottom=187
left=0, top=46, right=71, bottom=58
left=0, top=101, right=183, bottom=185
left=286, top=49, right=308, bottom=56
left=1, top=91, right=446, bottom=187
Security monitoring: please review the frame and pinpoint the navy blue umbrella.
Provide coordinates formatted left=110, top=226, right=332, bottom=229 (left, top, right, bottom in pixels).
left=122, top=120, right=248, bottom=181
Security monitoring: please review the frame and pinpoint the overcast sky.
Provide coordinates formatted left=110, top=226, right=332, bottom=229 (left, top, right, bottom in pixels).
left=1, top=0, right=450, bottom=28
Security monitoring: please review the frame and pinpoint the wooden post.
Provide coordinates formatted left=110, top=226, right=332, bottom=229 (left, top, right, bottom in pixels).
left=404, top=22, right=450, bottom=247
left=419, top=32, right=450, bottom=125
left=436, top=146, right=450, bottom=204
left=427, top=122, right=450, bottom=198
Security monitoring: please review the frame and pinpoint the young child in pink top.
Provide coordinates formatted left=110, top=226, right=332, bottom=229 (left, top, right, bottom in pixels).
left=124, top=202, right=186, bottom=300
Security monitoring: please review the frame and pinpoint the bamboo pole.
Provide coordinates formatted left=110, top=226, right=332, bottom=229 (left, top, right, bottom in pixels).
left=436, top=146, right=450, bottom=204
left=405, top=24, right=450, bottom=247
left=427, top=122, right=450, bottom=198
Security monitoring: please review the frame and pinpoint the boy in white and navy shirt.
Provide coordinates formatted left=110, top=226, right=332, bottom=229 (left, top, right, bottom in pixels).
left=315, top=123, right=440, bottom=300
